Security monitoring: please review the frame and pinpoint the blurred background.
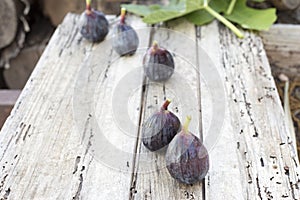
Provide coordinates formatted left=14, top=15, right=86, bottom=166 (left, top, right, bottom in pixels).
left=0, top=0, right=300, bottom=148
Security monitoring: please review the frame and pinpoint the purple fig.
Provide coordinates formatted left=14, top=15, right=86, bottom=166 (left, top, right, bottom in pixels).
left=142, top=99, right=181, bottom=151
left=166, top=116, right=209, bottom=184
left=143, top=41, right=175, bottom=82
left=79, top=0, right=109, bottom=42
left=112, top=8, right=139, bottom=56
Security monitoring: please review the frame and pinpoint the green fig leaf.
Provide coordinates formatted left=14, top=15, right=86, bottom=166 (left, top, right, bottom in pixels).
left=224, top=0, right=276, bottom=30
left=124, top=0, right=204, bottom=24
left=185, top=0, right=229, bottom=25
left=184, top=10, right=214, bottom=26
left=121, top=4, right=162, bottom=17
left=122, top=0, right=276, bottom=37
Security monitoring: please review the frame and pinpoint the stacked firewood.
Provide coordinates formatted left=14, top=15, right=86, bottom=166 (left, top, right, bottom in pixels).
left=0, top=0, right=53, bottom=89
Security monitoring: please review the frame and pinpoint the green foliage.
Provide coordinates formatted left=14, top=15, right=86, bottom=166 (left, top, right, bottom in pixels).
left=123, top=0, right=204, bottom=24
left=121, top=4, right=162, bottom=16
left=185, top=0, right=228, bottom=25
left=122, top=0, right=277, bottom=37
left=224, top=0, right=276, bottom=30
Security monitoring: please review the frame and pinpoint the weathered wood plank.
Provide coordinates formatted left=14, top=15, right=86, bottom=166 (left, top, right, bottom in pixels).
left=0, top=13, right=299, bottom=200
left=201, top=22, right=300, bottom=199
left=259, top=24, right=300, bottom=78
left=197, top=21, right=245, bottom=200
left=0, top=14, right=147, bottom=199
left=71, top=16, right=150, bottom=200
left=0, top=13, right=90, bottom=199
left=131, top=18, right=207, bottom=200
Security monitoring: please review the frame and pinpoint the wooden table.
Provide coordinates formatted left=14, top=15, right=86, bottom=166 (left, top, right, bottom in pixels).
left=0, top=13, right=299, bottom=200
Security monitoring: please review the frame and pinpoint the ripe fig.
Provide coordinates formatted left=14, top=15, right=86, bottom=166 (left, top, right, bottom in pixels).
left=79, top=0, right=109, bottom=42
left=143, top=41, right=175, bottom=82
left=166, top=116, right=209, bottom=184
left=142, top=99, right=181, bottom=151
left=112, top=8, right=139, bottom=56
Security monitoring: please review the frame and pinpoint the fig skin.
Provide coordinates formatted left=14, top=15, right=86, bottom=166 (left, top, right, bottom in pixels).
left=112, top=8, right=139, bottom=56
left=166, top=116, right=209, bottom=184
left=143, top=42, right=175, bottom=82
left=79, top=1, right=109, bottom=42
left=142, top=100, right=181, bottom=151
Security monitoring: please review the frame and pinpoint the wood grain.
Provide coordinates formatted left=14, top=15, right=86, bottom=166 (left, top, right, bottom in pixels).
left=201, top=22, right=300, bottom=199
left=0, top=13, right=299, bottom=200
left=131, top=18, right=206, bottom=200
left=0, top=13, right=146, bottom=200
left=260, top=24, right=300, bottom=78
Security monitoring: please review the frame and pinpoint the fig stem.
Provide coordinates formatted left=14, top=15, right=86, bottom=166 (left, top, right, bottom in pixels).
left=152, top=41, right=158, bottom=48
left=121, top=7, right=126, bottom=24
left=151, top=41, right=159, bottom=53
left=86, top=0, right=92, bottom=11
left=204, top=5, right=244, bottom=38
left=183, top=116, right=192, bottom=133
left=226, top=0, right=237, bottom=15
left=162, top=99, right=171, bottom=110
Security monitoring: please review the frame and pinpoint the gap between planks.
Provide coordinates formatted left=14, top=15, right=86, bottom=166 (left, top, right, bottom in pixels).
left=129, top=19, right=206, bottom=200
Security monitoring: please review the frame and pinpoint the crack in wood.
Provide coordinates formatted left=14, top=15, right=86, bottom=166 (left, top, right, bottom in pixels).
left=72, top=173, right=83, bottom=200
left=84, top=127, right=93, bottom=156
left=22, top=124, right=31, bottom=141
left=281, top=193, right=289, bottom=198
left=129, top=77, right=147, bottom=200
left=287, top=174, right=299, bottom=200
left=247, top=163, right=252, bottom=184
left=128, top=22, right=154, bottom=200
left=80, top=114, right=92, bottom=148
left=184, top=190, right=195, bottom=200
left=242, top=92, right=259, bottom=137
left=103, top=48, right=114, bottom=80
left=0, top=174, right=8, bottom=193
left=59, top=17, right=79, bottom=57
left=231, top=84, right=235, bottom=93
left=129, top=181, right=137, bottom=200
left=130, top=79, right=147, bottom=198
left=256, top=177, right=263, bottom=200
left=196, top=26, right=201, bottom=38
left=162, top=84, right=166, bottom=100
left=0, top=136, right=13, bottom=162
left=260, top=157, right=264, bottom=167
left=263, top=186, right=273, bottom=199
left=1, top=187, right=10, bottom=200
left=73, top=156, right=81, bottom=174
left=15, top=122, right=26, bottom=144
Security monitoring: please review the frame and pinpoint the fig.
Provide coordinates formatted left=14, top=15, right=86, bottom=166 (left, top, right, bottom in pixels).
left=143, top=41, right=175, bottom=82
left=112, top=8, right=139, bottom=56
left=142, top=99, right=181, bottom=151
left=79, top=0, right=109, bottom=42
left=166, top=116, right=209, bottom=184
